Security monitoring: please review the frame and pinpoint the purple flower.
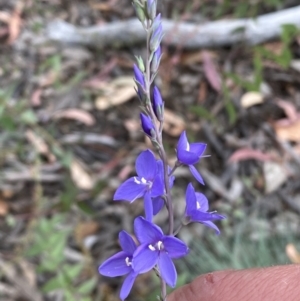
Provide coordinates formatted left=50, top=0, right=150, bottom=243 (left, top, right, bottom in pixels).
left=153, top=86, right=164, bottom=121
left=114, top=150, right=164, bottom=221
left=132, top=217, right=188, bottom=287
left=133, top=64, right=145, bottom=98
left=176, top=131, right=207, bottom=185
left=140, top=113, right=155, bottom=137
left=99, top=231, right=139, bottom=300
left=185, top=183, right=225, bottom=234
left=152, top=160, right=175, bottom=215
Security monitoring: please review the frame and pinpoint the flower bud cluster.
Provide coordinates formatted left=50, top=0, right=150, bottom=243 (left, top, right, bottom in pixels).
left=99, top=2, right=225, bottom=300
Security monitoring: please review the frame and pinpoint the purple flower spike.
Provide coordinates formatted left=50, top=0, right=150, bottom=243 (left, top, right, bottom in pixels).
left=132, top=217, right=188, bottom=287
left=153, top=86, right=164, bottom=121
left=140, top=113, right=155, bottom=137
left=114, top=150, right=164, bottom=221
left=176, top=131, right=207, bottom=185
left=99, top=231, right=139, bottom=300
left=185, top=183, right=225, bottom=234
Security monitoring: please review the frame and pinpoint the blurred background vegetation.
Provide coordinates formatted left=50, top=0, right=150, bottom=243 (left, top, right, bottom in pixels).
left=1, top=0, right=300, bottom=300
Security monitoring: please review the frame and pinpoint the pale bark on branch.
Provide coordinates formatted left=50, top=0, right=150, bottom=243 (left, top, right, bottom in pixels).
left=47, top=6, right=300, bottom=49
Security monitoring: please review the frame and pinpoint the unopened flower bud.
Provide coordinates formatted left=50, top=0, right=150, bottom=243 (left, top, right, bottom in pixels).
left=153, top=86, right=164, bottom=121
left=150, top=24, right=163, bottom=52
left=151, top=46, right=162, bottom=73
left=133, top=1, right=146, bottom=23
left=140, top=113, right=155, bottom=138
left=146, top=0, right=156, bottom=20
left=133, top=64, right=145, bottom=99
left=135, top=56, right=145, bottom=73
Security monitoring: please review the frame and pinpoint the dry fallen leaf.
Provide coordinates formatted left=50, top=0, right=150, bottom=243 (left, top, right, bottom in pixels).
left=30, top=89, right=42, bottom=107
left=286, top=244, right=300, bottom=264
left=276, top=100, right=298, bottom=122
left=263, top=161, right=287, bottom=194
left=70, top=159, right=94, bottom=190
left=0, top=200, right=9, bottom=216
left=7, top=2, right=23, bottom=44
left=228, top=148, right=274, bottom=163
left=95, top=76, right=136, bottom=110
left=75, top=221, right=99, bottom=245
left=163, top=109, right=186, bottom=137
left=240, top=91, right=264, bottom=108
left=202, top=51, right=221, bottom=93
left=25, top=130, right=56, bottom=163
left=53, top=109, right=95, bottom=126
left=274, top=119, right=300, bottom=142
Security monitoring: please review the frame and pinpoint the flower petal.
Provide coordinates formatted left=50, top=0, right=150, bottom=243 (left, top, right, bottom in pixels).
left=120, top=271, right=138, bottom=301
left=150, top=174, right=164, bottom=197
left=119, top=231, right=137, bottom=254
left=132, top=244, right=158, bottom=273
left=190, top=210, right=225, bottom=222
left=189, top=165, right=205, bottom=185
left=134, top=216, right=163, bottom=244
left=158, top=252, right=177, bottom=288
left=113, top=177, right=146, bottom=202
left=144, top=192, right=153, bottom=222
left=185, top=183, right=197, bottom=215
left=190, top=143, right=207, bottom=157
left=136, top=150, right=157, bottom=179
left=99, top=251, right=131, bottom=277
left=177, top=131, right=189, bottom=153
left=177, top=150, right=199, bottom=165
left=152, top=196, right=164, bottom=215
left=195, top=192, right=209, bottom=212
left=201, top=221, right=221, bottom=235
left=163, top=236, right=189, bottom=259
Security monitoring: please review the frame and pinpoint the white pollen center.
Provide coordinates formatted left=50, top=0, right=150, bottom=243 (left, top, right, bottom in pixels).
left=125, top=257, right=132, bottom=266
left=196, top=201, right=201, bottom=210
left=186, top=143, right=190, bottom=151
left=134, top=177, right=141, bottom=184
left=148, top=244, right=156, bottom=251
left=141, top=177, right=147, bottom=184
left=157, top=241, right=163, bottom=250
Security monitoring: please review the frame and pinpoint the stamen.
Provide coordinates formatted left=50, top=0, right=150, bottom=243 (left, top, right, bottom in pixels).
left=186, top=143, right=190, bottom=151
left=157, top=241, right=163, bottom=250
left=134, top=177, right=141, bottom=184
left=196, top=201, right=201, bottom=210
left=148, top=244, right=156, bottom=251
left=141, top=177, right=147, bottom=184
left=125, top=257, right=132, bottom=266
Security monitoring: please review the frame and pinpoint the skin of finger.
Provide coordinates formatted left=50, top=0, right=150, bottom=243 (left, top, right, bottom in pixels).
left=168, top=265, right=300, bottom=301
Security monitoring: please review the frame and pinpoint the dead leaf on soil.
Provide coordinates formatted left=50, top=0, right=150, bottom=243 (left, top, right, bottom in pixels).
left=286, top=244, right=300, bottom=264
left=70, top=159, right=94, bottom=190
left=163, top=109, right=186, bottom=137
left=202, top=51, right=222, bottom=92
left=228, top=148, right=275, bottom=163
left=240, top=91, right=264, bottom=108
left=274, top=119, right=300, bottom=142
left=75, top=221, right=99, bottom=245
left=0, top=200, right=9, bottom=216
left=276, top=100, right=298, bottom=122
left=95, top=76, right=136, bottom=110
left=30, top=89, right=42, bottom=107
left=52, top=109, right=95, bottom=126
left=263, top=161, right=287, bottom=194
left=25, top=130, right=56, bottom=163
left=7, top=2, right=23, bottom=44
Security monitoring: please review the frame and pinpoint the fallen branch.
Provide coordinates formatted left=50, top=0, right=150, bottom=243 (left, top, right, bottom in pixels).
left=47, top=6, right=300, bottom=49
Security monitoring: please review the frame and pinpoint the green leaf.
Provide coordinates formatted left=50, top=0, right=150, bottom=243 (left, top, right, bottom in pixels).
left=42, top=273, right=65, bottom=293
left=77, top=278, right=97, bottom=295
left=63, top=263, right=83, bottom=279
left=20, top=110, right=38, bottom=125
